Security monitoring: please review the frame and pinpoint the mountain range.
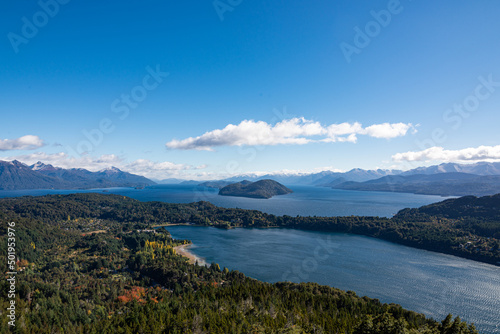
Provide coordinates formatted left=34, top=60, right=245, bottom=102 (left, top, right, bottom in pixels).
left=0, top=160, right=155, bottom=190
left=333, top=173, right=500, bottom=197
left=221, top=168, right=402, bottom=185
left=400, top=162, right=500, bottom=176
left=189, top=162, right=500, bottom=186
left=2, top=160, right=500, bottom=196
left=193, top=162, right=500, bottom=197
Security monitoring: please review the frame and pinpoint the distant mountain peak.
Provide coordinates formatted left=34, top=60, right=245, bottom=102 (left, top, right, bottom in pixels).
left=101, top=166, right=122, bottom=173
left=11, top=160, right=28, bottom=167
left=30, top=161, right=58, bottom=171
left=31, top=161, right=45, bottom=170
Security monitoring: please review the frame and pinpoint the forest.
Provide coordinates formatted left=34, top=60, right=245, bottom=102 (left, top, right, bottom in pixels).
left=0, top=193, right=488, bottom=333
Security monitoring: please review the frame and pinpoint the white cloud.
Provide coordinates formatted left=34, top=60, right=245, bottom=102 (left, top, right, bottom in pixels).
left=124, top=159, right=206, bottom=179
left=252, top=166, right=346, bottom=176
left=165, top=118, right=319, bottom=151
left=326, top=122, right=363, bottom=136
left=362, top=123, right=414, bottom=139
left=0, top=135, right=44, bottom=151
left=95, top=154, right=123, bottom=164
left=392, top=145, right=500, bottom=162
left=1, top=152, right=206, bottom=179
left=166, top=118, right=415, bottom=150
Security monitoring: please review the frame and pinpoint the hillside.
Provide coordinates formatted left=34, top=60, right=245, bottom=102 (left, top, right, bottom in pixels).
left=0, top=160, right=155, bottom=190
left=395, top=194, right=500, bottom=238
left=333, top=173, right=500, bottom=197
left=0, top=160, right=69, bottom=190
left=396, top=193, right=500, bottom=220
left=219, top=179, right=293, bottom=199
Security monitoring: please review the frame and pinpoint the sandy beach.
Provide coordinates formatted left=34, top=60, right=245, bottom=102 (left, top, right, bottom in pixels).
left=174, top=244, right=207, bottom=266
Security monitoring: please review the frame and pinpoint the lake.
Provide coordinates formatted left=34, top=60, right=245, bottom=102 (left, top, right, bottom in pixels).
left=2, top=184, right=496, bottom=332
left=0, top=184, right=451, bottom=217
left=166, top=226, right=500, bottom=334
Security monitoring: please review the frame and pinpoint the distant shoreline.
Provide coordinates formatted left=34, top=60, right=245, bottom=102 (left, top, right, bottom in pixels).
left=153, top=223, right=199, bottom=228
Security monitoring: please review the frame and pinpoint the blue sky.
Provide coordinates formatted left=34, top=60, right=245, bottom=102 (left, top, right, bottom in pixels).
left=1, top=0, right=500, bottom=180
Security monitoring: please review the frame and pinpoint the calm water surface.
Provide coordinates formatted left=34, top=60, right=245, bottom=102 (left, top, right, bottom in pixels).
left=167, top=226, right=500, bottom=334
left=0, top=184, right=451, bottom=217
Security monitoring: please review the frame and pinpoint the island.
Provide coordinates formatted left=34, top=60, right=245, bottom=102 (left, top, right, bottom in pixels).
left=218, top=179, right=293, bottom=199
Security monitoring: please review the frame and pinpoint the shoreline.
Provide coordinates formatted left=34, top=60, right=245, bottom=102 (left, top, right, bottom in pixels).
left=174, top=244, right=207, bottom=266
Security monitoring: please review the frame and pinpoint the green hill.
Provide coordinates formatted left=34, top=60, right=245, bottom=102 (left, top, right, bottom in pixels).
left=395, top=193, right=500, bottom=238
left=219, top=179, right=293, bottom=199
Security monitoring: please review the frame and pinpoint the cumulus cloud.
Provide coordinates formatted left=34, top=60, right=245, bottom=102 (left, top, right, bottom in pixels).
left=362, top=123, right=414, bottom=139
left=1, top=152, right=205, bottom=179
left=392, top=145, right=500, bottom=162
left=166, top=118, right=319, bottom=151
left=0, top=135, right=44, bottom=151
left=326, top=122, right=363, bottom=136
left=166, top=118, right=415, bottom=150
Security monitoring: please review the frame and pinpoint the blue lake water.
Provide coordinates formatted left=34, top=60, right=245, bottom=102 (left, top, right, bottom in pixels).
left=166, top=226, right=500, bottom=334
left=0, top=184, right=452, bottom=217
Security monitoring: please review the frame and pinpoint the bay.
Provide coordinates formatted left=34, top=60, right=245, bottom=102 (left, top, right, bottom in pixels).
left=166, top=226, right=500, bottom=334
